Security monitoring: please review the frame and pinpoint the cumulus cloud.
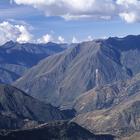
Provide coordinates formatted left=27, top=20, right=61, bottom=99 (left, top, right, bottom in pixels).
left=72, top=36, right=79, bottom=43
left=87, top=36, right=93, bottom=41
left=37, top=34, right=53, bottom=43
left=0, top=21, right=33, bottom=45
left=0, top=21, right=98, bottom=45
left=13, top=0, right=140, bottom=23
left=0, top=21, right=61, bottom=45
left=16, top=25, right=33, bottom=43
left=13, top=0, right=116, bottom=20
left=58, top=36, right=65, bottom=43
left=117, top=0, right=140, bottom=23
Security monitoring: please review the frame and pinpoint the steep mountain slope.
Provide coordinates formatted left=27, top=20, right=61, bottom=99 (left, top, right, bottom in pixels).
left=106, top=35, right=140, bottom=75
left=73, top=73, right=140, bottom=137
left=74, top=73, right=140, bottom=114
left=0, top=41, right=65, bottom=84
left=0, top=84, right=67, bottom=130
left=14, top=36, right=138, bottom=107
left=0, top=121, right=115, bottom=140
left=74, top=96, right=140, bottom=138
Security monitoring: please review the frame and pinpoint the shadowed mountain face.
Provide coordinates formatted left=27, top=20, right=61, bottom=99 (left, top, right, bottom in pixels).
left=0, top=84, right=68, bottom=130
left=0, top=121, right=115, bottom=140
left=106, top=35, right=140, bottom=51
left=0, top=41, right=65, bottom=84
left=106, top=35, right=140, bottom=75
left=14, top=35, right=140, bottom=108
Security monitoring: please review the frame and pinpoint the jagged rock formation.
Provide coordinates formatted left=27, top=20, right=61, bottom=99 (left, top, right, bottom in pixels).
left=14, top=35, right=140, bottom=107
left=0, top=121, right=115, bottom=140
left=0, top=84, right=68, bottom=130
left=0, top=41, right=65, bottom=84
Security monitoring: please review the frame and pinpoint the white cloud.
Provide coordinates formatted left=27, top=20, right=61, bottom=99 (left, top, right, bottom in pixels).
left=72, top=36, right=79, bottom=43
left=37, top=34, right=53, bottom=43
left=16, top=25, right=33, bottom=43
left=119, top=12, right=138, bottom=23
left=13, top=0, right=140, bottom=23
left=0, top=21, right=33, bottom=45
left=117, top=0, right=140, bottom=23
left=13, top=0, right=117, bottom=20
left=0, top=22, right=99, bottom=45
left=87, top=36, right=93, bottom=41
left=116, top=0, right=138, bottom=6
left=58, top=36, right=65, bottom=43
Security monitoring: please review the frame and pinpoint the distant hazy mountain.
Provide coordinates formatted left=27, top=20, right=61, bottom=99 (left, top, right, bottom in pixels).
left=0, top=121, right=114, bottom=140
left=0, top=84, right=67, bottom=130
left=0, top=41, right=65, bottom=84
left=14, top=35, right=140, bottom=108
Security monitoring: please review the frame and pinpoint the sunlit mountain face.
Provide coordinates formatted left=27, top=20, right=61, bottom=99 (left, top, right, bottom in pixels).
left=0, top=0, right=140, bottom=140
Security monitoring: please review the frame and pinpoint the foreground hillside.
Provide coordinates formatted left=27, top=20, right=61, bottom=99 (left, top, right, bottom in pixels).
left=0, top=84, right=67, bottom=130
left=0, top=84, right=115, bottom=140
left=73, top=73, right=140, bottom=138
left=0, top=121, right=114, bottom=140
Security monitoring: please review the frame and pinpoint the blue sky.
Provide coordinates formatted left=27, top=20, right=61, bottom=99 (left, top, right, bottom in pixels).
left=0, top=0, right=140, bottom=44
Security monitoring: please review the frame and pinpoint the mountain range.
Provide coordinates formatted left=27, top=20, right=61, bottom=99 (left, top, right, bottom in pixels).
left=0, top=41, right=65, bottom=84
left=14, top=35, right=140, bottom=108
left=1, top=35, right=140, bottom=139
